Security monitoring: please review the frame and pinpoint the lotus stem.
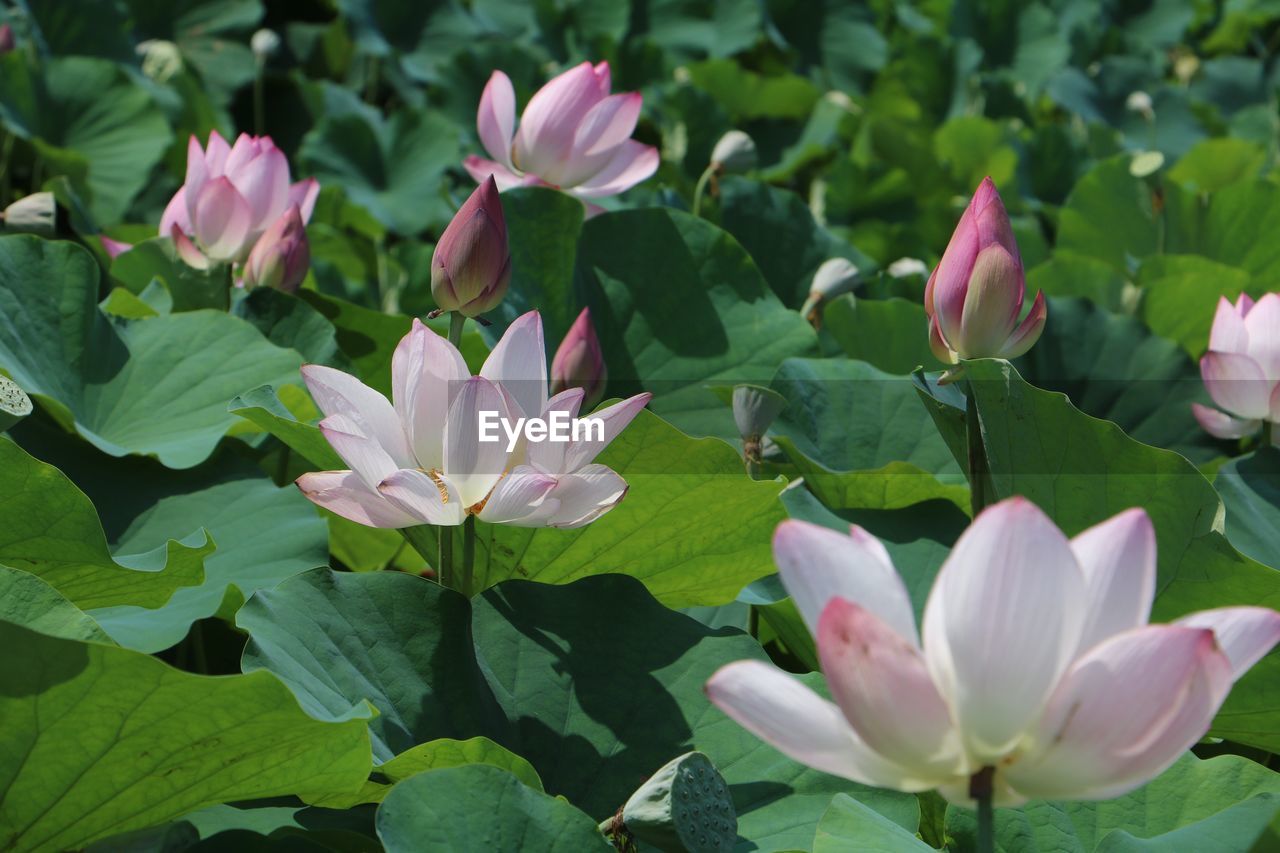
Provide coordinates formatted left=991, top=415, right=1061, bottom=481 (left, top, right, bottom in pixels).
left=964, top=380, right=989, bottom=517
left=461, top=515, right=476, bottom=597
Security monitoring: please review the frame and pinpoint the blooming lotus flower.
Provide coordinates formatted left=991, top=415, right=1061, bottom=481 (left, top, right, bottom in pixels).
left=925, top=178, right=1046, bottom=363
left=463, top=62, right=659, bottom=203
left=549, top=308, right=608, bottom=409
left=431, top=177, right=510, bottom=317
left=160, top=131, right=319, bottom=263
left=243, top=205, right=309, bottom=293
left=706, top=498, right=1279, bottom=805
left=1192, top=294, right=1280, bottom=442
left=296, top=311, right=651, bottom=529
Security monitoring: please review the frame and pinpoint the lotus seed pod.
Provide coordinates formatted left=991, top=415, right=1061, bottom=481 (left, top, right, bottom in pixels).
left=887, top=257, right=928, bottom=279
left=799, top=257, right=860, bottom=326
left=0, top=376, right=32, bottom=433
left=710, top=130, right=757, bottom=174
left=2, top=192, right=56, bottom=236
left=251, top=28, right=281, bottom=60
left=621, top=751, right=736, bottom=852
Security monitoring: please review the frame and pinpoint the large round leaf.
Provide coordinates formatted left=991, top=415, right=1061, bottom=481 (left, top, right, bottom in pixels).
left=375, top=765, right=611, bottom=853
left=0, top=236, right=303, bottom=469
left=0, top=620, right=372, bottom=852
left=579, top=208, right=817, bottom=439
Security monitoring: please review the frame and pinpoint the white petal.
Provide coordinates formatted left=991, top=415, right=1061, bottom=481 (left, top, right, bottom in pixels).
left=818, top=598, right=961, bottom=778
left=1070, top=508, right=1156, bottom=655
left=559, top=392, right=651, bottom=473
left=1006, top=625, right=1231, bottom=801
left=538, top=464, right=628, bottom=528
left=525, top=387, right=585, bottom=474
left=295, top=470, right=420, bottom=529
left=318, top=414, right=401, bottom=489
left=480, top=311, right=547, bottom=419
left=1191, top=403, right=1260, bottom=440
left=302, top=364, right=415, bottom=467
left=1201, top=351, right=1272, bottom=419
left=921, top=497, right=1086, bottom=763
left=391, top=318, right=470, bottom=471
left=477, top=466, right=559, bottom=524
left=443, top=377, right=513, bottom=508
left=376, top=468, right=464, bottom=527
left=1208, top=295, right=1249, bottom=354
left=1242, top=293, right=1280, bottom=378
left=568, top=140, right=659, bottom=198
left=1175, top=607, right=1280, bottom=681
left=771, top=520, right=918, bottom=646
left=705, top=660, right=922, bottom=790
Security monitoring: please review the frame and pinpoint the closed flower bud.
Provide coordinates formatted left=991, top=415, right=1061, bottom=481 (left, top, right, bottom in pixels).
left=924, top=177, right=1045, bottom=362
left=711, top=130, right=757, bottom=174
left=251, top=28, right=280, bottom=60
left=550, top=307, right=608, bottom=409
left=431, top=177, right=511, bottom=317
left=800, top=257, right=860, bottom=326
left=243, top=206, right=310, bottom=293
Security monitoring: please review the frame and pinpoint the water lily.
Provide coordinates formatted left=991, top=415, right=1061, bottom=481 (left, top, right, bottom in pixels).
left=431, top=177, right=510, bottom=317
left=550, top=307, right=608, bottom=409
left=706, top=498, right=1279, bottom=805
left=1192, top=293, right=1280, bottom=443
left=925, top=178, right=1046, bottom=363
left=463, top=62, right=659, bottom=203
left=160, top=130, right=319, bottom=263
left=297, top=312, right=650, bottom=529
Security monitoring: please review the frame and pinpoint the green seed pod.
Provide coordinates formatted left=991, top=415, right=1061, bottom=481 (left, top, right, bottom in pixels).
left=0, top=376, right=32, bottom=432
left=620, top=751, right=736, bottom=852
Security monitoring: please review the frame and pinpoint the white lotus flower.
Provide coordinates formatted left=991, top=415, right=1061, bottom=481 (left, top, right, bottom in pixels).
left=706, top=498, right=1279, bottom=805
left=296, top=311, right=650, bottom=529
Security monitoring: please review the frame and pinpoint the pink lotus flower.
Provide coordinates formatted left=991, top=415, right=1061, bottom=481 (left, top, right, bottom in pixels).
left=242, top=205, right=309, bottom=293
left=550, top=307, right=608, bottom=410
left=160, top=131, right=319, bottom=264
left=707, top=498, right=1279, bottom=805
left=296, top=312, right=651, bottom=529
left=1192, top=294, right=1280, bottom=442
left=100, top=236, right=133, bottom=260
left=463, top=62, right=659, bottom=203
left=925, top=178, right=1046, bottom=363
left=432, top=177, right=511, bottom=317
left=0, top=24, right=14, bottom=54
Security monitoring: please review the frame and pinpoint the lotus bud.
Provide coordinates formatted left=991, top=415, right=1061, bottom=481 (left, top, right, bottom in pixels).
left=1126, top=90, right=1154, bottom=122
left=613, top=752, right=737, bottom=853
left=799, top=257, right=860, bottom=326
left=710, top=130, right=757, bottom=174
left=431, top=176, right=511, bottom=318
left=243, top=206, right=310, bottom=293
left=251, top=28, right=280, bottom=61
left=887, top=257, right=928, bottom=279
left=0, top=24, right=14, bottom=54
left=100, top=236, right=133, bottom=259
left=550, top=307, right=608, bottom=409
left=924, top=177, right=1045, bottom=362
left=0, top=376, right=31, bottom=433
left=1, top=192, right=56, bottom=236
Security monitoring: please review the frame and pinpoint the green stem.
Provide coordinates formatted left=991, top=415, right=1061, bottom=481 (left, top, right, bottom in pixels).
left=964, top=381, right=989, bottom=517
left=274, top=446, right=291, bottom=486
left=461, top=515, right=476, bottom=597
left=691, top=164, right=716, bottom=217
left=448, top=311, right=466, bottom=347
left=438, top=527, right=453, bottom=589
left=970, top=766, right=995, bottom=853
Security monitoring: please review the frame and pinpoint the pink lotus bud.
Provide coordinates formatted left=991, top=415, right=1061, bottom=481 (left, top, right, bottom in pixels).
left=431, top=177, right=511, bottom=317
left=550, top=307, right=608, bottom=409
left=100, top=236, right=134, bottom=260
left=243, top=206, right=310, bottom=293
left=924, top=177, right=1046, bottom=362
left=0, top=25, right=14, bottom=54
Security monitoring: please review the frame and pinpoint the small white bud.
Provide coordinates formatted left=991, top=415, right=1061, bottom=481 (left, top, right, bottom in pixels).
left=710, top=130, right=757, bottom=173
left=1126, top=90, right=1154, bottom=120
left=251, top=28, right=280, bottom=60
left=887, top=257, right=929, bottom=279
